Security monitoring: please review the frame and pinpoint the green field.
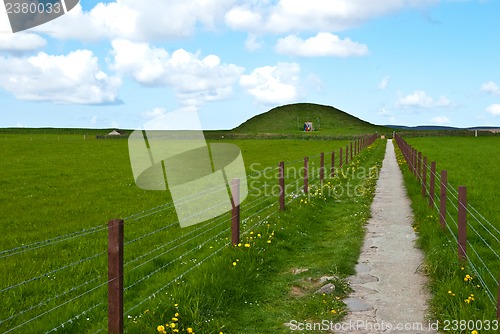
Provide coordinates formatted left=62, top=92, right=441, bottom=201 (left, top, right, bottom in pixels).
left=395, top=136, right=500, bottom=327
left=0, top=132, right=384, bottom=333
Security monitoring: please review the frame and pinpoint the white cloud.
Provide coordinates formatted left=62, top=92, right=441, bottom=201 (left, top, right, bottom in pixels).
left=0, top=50, right=121, bottom=104
left=0, top=33, right=46, bottom=52
left=111, top=39, right=244, bottom=105
left=240, top=62, right=300, bottom=105
left=245, top=34, right=263, bottom=51
left=486, top=104, right=500, bottom=116
left=397, top=90, right=451, bottom=109
left=481, top=81, right=500, bottom=95
left=431, top=116, right=450, bottom=124
left=275, top=32, right=368, bottom=57
left=225, top=0, right=437, bottom=34
left=38, top=1, right=234, bottom=42
left=378, top=75, right=390, bottom=90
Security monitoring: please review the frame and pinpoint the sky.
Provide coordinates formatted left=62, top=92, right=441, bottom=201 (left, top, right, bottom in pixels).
left=0, top=0, right=499, bottom=130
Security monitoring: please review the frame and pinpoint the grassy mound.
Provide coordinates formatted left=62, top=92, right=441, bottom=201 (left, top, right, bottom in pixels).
left=232, top=103, right=389, bottom=136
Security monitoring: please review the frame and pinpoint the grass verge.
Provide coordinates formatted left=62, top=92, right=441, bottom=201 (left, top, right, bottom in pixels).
left=394, top=141, right=499, bottom=334
left=126, top=139, right=386, bottom=333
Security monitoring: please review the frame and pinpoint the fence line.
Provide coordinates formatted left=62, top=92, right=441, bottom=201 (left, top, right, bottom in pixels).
left=1, top=134, right=378, bottom=333
left=394, top=133, right=499, bottom=317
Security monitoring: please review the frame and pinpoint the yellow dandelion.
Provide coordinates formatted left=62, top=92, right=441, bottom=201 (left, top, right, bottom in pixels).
left=447, top=290, right=452, bottom=294
left=267, top=240, right=272, bottom=244
left=187, top=328, right=193, bottom=334
left=232, top=262, right=237, bottom=266
left=157, top=325, right=165, bottom=332
left=237, top=243, right=242, bottom=247
left=472, top=330, right=478, bottom=334
left=174, top=312, right=179, bottom=317
left=174, top=304, right=178, bottom=307
left=244, top=243, right=251, bottom=248
left=172, top=317, right=178, bottom=322
left=170, top=322, right=176, bottom=328
left=331, top=309, right=337, bottom=315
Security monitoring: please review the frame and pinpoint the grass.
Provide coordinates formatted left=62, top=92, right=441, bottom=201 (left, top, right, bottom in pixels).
left=127, top=139, right=386, bottom=333
left=0, top=133, right=384, bottom=333
left=394, top=136, right=499, bottom=332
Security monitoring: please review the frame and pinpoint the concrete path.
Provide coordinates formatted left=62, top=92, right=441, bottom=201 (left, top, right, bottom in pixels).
left=336, top=140, right=437, bottom=334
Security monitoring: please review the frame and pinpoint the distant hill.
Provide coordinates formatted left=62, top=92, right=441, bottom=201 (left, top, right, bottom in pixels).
left=232, top=103, right=389, bottom=136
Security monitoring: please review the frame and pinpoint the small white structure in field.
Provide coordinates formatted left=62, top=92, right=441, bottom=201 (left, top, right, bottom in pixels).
left=108, top=130, right=121, bottom=136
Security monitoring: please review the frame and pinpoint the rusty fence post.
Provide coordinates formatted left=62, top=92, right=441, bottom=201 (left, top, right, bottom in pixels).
left=108, top=219, right=124, bottom=334
left=429, top=162, right=436, bottom=208
left=422, top=157, right=427, bottom=198
left=458, top=186, right=467, bottom=262
left=304, top=157, right=309, bottom=194
left=320, top=152, right=325, bottom=184
left=279, top=162, right=285, bottom=211
left=330, top=151, right=335, bottom=178
left=231, top=178, right=240, bottom=245
left=346, top=145, right=349, bottom=165
left=350, top=142, right=353, bottom=160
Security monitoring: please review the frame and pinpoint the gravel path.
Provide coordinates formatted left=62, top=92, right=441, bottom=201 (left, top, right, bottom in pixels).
left=335, top=139, right=437, bottom=334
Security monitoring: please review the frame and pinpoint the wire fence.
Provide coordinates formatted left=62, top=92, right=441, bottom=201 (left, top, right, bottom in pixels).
left=0, top=134, right=378, bottom=333
left=394, top=133, right=500, bottom=317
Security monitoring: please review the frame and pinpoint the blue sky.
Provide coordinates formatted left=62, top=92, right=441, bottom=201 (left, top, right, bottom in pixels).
left=0, top=0, right=499, bottom=130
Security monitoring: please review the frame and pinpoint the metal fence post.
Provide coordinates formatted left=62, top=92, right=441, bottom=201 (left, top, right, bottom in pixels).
left=108, top=219, right=124, bottom=334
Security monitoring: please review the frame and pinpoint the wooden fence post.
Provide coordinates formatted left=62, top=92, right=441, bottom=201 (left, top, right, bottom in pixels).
left=339, top=148, right=343, bottom=169
left=458, top=186, right=467, bottom=262
left=422, top=157, right=427, bottom=198
left=231, top=178, right=240, bottom=245
left=429, top=162, right=436, bottom=208
left=108, top=219, right=124, bottom=334
left=304, top=157, right=309, bottom=194
left=279, top=162, right=285, bottom=211
left=350, top=142, right=353, bottom=160
left=346, top=145, right=349, bottom=165
left=320, top=153, right=325, bottom=184
left=330, top=151, right=335, bottom=178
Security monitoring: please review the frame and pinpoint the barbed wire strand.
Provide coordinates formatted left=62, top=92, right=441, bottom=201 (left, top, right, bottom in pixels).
left=44, top=303, right=102, bottom=334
